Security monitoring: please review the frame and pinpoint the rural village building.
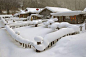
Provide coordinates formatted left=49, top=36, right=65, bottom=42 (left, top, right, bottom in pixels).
left=39, top=6, right=72, bottom=19
left=14, top=8, right=43, bottom=18
left=51, top=11, right=86, bottom=24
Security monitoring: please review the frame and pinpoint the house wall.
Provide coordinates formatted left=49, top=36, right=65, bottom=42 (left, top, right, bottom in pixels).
left=31, top=16, right=42, bottom=20
left=39, top=9, right=52, bottom=19
left=53, top=15, right=85, bottom=24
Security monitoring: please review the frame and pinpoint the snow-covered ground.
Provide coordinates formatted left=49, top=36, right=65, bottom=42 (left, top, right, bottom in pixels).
left=0, top=27, right=86, bottom=57
left=0, top=20, right=4, bottom=28
left=13, top=26, right=53, bottom=42
left=0, top=16, right=86, bottom=57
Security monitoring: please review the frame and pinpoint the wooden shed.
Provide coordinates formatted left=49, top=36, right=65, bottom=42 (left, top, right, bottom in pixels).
left=51, top=11, right=86, bottom=24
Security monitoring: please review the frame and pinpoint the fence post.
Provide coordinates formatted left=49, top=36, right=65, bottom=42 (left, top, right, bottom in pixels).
left=80, top=26, right=83, bottom=31
left=85, top=19, right=86, bottom=30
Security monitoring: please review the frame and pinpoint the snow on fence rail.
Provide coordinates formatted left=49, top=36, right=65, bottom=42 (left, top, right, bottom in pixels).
left=1, top=17, right=8, bottom=25
left=4, top=18, right=80, bottom=52
left=6, top=18, right=27, bottom=21
left=9, top=20, right=42, bottom=28
left=33, top=26, right=80, bottom=52
left=5, top=25, right=34, bottom=48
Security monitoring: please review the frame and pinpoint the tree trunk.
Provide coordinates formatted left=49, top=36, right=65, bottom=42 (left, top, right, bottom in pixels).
left=0, top=9, right=2, bottom=14
left=7, top=9, right=10, bottom=14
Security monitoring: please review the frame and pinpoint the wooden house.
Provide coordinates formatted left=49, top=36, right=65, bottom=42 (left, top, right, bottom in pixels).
left=14, top=8, right=43, bottom=18
left=30, top=14, right=43, bottom=21
left=51, top=11, right=86, bottom=24
left=39, top=6, right=72, bottom=19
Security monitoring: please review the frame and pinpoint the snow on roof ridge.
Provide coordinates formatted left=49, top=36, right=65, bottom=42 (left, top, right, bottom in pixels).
left=51, top=11, right=86, bottom=16
left=45, top=6, right=72, bottom=13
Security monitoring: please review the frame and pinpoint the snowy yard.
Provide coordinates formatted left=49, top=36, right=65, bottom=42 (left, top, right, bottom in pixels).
left=13, top=26, right=53, bottom=42
left=0, top=28, right=86, bottom=57
left=0, top=16, right=86, bottom=57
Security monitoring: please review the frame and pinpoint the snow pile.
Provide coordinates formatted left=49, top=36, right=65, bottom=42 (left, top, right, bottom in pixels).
left=58, top=22, right=71, bottom=28
left=30, top=20, right=42, bottom=25
left=50, top=23, right=60, bottom=30
left=43, top=18, right=58, bottom=28
left=48, top=22, right=71, bottom=30
left=50, top=18, right=58, bottom=22
left=34, top=36, right=43, bottom=42
left=43, top=19, right=55, bottom=27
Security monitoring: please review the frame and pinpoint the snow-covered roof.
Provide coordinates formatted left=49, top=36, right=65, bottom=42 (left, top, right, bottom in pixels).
left=41, top=6, right=72, bottom=13
left=25, top=8, right=43, bottom=13
left=51, top=11, right=86, bottom=16
left=14, top=8, right=44, bottom=15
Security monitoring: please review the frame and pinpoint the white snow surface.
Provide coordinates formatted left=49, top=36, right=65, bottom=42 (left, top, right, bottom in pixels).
left=0, top=27, right=86, bottom=57
left=0, top=15, right=86, bottom=57
left=13, top=26, right=53, bottom=42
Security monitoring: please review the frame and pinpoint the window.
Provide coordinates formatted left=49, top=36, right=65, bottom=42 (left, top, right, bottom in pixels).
left=66, top=16, right=70, bottom=19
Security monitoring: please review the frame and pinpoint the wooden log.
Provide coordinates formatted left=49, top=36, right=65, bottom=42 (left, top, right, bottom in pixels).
left=28, top=45, right=29, bottom=47
left=35, top=24, right=38, bottom=27
left=57, top=39, right=58, bottom=41
left=30, top=45, right=31, bottom=48
left=51, top=42, right=52, bottom=46
left=37, top=42, right=41, bottom=45
left=53, top=41, right=54, bottom=44
left=48, top=45, right=49, bottom=48
left=36, top=49, right=40, bottom=52
left=25, top=44, right=27, bottom=48
left=23, top=43, right=24, bottom=47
